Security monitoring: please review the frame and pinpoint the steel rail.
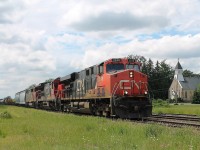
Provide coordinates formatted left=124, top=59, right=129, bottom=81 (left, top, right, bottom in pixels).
left=143, top=114, right=200, bottom=128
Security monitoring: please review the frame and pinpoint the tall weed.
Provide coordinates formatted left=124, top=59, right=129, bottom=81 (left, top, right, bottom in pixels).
left=0, top=130, right=6, bottom=138
left=145, top=125, right=163, bottom=138
left=0, top=111, right=12, bottom=119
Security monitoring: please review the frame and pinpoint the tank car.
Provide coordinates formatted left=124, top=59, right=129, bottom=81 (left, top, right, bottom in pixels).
left=18, top=58, right=152, bottom=119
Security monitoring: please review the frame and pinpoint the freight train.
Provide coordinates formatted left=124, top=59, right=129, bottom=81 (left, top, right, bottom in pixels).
left=15, top=58, right=152, bottom=119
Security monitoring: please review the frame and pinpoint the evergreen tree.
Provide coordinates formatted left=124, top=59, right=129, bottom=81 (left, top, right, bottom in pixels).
left=145, top=59, right=154, bottom=98
left=183, top=69, right=200, bottom=77
left=146, top=58, right=154, bottom=78
left=183, top=70, right=195, bottom=77
left=159, top=60, right=174, bottom=99
left=192, top=84, right=200, bottom=104
left=152, top=61, right=162, bottom=99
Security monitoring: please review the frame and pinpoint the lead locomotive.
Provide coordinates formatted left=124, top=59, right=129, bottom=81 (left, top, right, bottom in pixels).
left=15, top=58, right=152, bottom=119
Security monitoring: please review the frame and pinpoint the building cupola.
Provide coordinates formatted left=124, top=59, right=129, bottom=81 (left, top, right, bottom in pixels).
left=174, top=59, right=184, bottom=81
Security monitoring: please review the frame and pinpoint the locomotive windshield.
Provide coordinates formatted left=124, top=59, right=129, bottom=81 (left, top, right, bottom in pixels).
left=126, top=64, right=140, bottom=71
left=106, top=64, right=124, bottom=73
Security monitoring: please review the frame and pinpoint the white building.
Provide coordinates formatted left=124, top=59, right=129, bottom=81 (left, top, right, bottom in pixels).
left=169, top=61, right=200, bottom=102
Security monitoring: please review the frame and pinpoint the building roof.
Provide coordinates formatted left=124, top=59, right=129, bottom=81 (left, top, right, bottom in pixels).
left=175, top=61, right=183, bottom=69
left=179, top=77, right=200, bottom=90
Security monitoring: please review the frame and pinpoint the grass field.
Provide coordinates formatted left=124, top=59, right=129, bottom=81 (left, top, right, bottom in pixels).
left=153, top=103, right=200, bottom=116
left=0, top=105, right=200, bottom=150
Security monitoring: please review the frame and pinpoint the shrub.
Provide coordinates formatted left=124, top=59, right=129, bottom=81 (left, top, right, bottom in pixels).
left=168, top=99, right=175, bottom=103
left=0, top=130, right=6, bottom=138
left=192, top=89, right=200, bottom=104
left=0, top=111, right=12, bottom=119
left=145, top=125, right=163, bottom=138
left=152, top=99, right=170, bottom=107
left=177, top=98, right=184, bottom=103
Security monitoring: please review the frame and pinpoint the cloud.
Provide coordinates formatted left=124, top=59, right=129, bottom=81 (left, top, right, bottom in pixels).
left=68, top=34, right=200, bottom=72
left=0, top=26, right=56, bottom=98
left=1, top=0, right=200, bottom=98
left=0, top=43, right=56, bottom=76
left=59, top=0, right=200, bottom=35
left=0, top=0, right=25, bottom=24
left=0, top=47, right=56, bottom=99
left=70, top=12, right=169, bottom=32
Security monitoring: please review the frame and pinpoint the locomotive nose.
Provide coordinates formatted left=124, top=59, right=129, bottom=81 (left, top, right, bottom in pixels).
left=111, top=69, right=148, bottom=97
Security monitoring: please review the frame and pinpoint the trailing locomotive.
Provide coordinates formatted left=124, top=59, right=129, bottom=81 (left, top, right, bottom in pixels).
left=15, top=58, right=152, bottom=119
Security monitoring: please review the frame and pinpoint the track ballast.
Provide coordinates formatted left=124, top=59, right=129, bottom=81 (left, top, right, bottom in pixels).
left=143, top=114, right=200, bottom=128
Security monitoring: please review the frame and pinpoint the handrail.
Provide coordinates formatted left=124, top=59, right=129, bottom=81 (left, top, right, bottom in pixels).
left=112, top=82, right=120, bottom=97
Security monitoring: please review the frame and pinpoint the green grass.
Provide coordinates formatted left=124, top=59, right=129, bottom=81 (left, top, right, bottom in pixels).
left=152, top=99, right=170, bottom=108
left=153, top=103, right=200, bottom=116
left=0, top=105, right=200, bottom=150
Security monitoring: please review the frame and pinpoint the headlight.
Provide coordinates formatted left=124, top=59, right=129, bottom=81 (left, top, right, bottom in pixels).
left=144, top=91, right=148, bottom=95
left=124, top=91, right=128, bottom=95
left=129, top=72, right=133, bottom=78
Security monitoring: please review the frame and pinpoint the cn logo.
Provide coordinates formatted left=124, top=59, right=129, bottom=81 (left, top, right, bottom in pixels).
left=119, top=80, right=131, bottom=90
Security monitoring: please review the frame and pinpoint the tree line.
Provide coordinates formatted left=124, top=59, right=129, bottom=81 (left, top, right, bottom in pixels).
left=128, top=55, right=200, bottom=101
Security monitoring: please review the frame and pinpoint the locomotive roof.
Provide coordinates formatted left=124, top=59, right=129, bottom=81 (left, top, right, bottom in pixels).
left=38, top=82, right=45, bottom=86
left=104, top=58, right=138, bottom=62
left=15, top=90, right=26, bottom=94
left=60, top=72, right=79, bottom=82
left=60, top=74, right=73, bottom=82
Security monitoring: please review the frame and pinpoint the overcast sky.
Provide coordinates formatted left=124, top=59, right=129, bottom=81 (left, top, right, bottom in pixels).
left=1, top=0, right=200, bottom=98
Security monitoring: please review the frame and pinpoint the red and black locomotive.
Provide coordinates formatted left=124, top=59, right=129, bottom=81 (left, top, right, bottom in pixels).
left=15, top=58, right=152, bottom=119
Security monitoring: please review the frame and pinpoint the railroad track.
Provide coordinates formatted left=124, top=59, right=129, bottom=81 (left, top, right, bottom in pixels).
left=3, top=104, right=200, bottom=128
left=143, top=114, right=200, bottom=128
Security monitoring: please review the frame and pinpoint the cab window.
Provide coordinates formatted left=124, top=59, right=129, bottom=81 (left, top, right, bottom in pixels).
left=126, top=64, right=140, bottom=71
left=106, top=64, right=124, bottom=73
left=98, top=63, right=104, bottom=74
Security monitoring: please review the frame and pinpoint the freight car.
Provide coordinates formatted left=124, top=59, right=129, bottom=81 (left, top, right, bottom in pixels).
left=15, top=58, right=152, bottom=119
left=15, top=90, right=26, bottom=105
